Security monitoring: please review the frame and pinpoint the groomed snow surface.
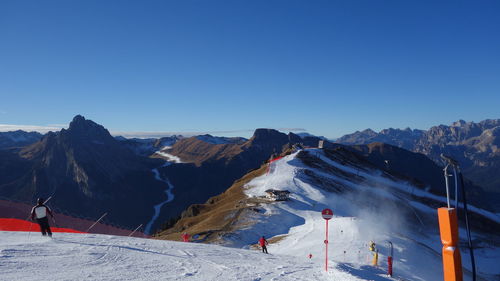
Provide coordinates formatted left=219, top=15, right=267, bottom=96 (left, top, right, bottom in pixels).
left=0, top=231, right=370, bottom=281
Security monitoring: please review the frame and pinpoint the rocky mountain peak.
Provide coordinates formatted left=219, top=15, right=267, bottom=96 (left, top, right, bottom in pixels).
left=66, top=115, right=114, bottom=143
left=452, top=119, right=467, bottom=127
left=361, top=128, right=377, bottom=135
left=250, top=129, right=288, bottom=144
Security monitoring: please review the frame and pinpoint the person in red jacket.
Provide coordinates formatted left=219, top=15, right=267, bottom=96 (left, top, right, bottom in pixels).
left=31, top=198, right=55, bottom=237
left=259, top=236, right=269, bottom=254
left=181, top=232, right=190, bottom=242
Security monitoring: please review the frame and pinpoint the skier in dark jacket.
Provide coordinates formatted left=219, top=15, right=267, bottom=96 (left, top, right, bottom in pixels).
left=31, top=198, right=54, bottom=237
left=259, top=236, right=269, bottom=254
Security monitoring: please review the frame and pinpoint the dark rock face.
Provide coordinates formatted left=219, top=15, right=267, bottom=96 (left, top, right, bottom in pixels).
left=0, top=130, right=43, bottom=150
left=0, top=115, right=167, bottom=229
left=337, top=119, right=500, bottom=210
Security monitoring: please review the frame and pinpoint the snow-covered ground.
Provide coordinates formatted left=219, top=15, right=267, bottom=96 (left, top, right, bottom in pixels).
left=0, top=231, right=375, bottom=281
left=154, top=146, right=183, bottom=163
left=236, top=149, right=499, bottom=281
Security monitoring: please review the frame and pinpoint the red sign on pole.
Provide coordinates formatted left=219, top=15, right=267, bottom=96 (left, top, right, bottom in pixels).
left=321, top=208, right=333, bottom=272
left=322, top=208, right=333, bottom=220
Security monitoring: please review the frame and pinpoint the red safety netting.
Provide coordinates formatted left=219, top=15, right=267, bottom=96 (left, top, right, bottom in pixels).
left=0, top=218, right=86, bottom=233
left=269, top=156, right=284, bottom=163
left=266, top=156, right=285, bottom=174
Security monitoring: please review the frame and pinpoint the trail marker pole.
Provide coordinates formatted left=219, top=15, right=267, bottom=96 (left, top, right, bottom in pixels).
left=321, top=208, right=333, bottom=272
left=387, top=241, right=393, bottom=277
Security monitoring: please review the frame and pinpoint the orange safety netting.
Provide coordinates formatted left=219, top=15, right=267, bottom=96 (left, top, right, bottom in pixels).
left=0, top=218, right=86, bottom=233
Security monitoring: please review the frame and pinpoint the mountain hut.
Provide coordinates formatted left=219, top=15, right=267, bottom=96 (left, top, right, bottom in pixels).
left=264, top=189, right=291, bottom=201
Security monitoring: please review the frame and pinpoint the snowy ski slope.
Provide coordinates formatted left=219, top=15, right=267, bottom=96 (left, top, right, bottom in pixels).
left=1, top=231, right=373, bottom=281
left=235, top=149, right=499, bottom=281
left=2, top=148, right=498, bottom=281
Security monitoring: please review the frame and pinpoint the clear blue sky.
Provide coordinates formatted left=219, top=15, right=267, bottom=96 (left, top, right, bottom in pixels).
left=1, top=0, right=499, bottom=138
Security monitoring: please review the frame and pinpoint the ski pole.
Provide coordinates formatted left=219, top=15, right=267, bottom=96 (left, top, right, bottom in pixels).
left=52, top=217, right=58, bottom=228
left=27, top=219, right=33, bottom=242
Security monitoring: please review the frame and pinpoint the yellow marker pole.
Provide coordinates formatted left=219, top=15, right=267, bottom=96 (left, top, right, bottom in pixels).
left=372, top=250, right=378, bottom=266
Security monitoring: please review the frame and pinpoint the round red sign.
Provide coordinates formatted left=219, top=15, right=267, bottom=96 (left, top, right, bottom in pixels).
left=321, top=208, right=333, bottom=220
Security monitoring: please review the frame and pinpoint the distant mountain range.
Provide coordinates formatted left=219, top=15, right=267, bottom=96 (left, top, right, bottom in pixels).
left=1, top=116, right=498, bottom=235
left=337, top=119, right=500, bottom=199
left=0, top=117, right=323, bottom=233
left=0, top=130, right=43, bottom=150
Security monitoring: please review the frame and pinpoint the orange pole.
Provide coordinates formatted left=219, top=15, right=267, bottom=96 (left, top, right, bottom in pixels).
left=438, top=208, right=463, bottom=281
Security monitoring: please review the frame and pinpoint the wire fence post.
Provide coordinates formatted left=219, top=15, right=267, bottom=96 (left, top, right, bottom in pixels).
left=86, top=212, right=108, bottom=233
left=128, top=224, right=143, bottom=237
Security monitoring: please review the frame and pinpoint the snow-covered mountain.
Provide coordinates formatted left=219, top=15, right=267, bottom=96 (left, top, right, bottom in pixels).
left=159, top=148, right=500, bottom=281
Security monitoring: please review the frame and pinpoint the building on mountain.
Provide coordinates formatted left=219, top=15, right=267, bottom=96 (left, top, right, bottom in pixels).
left=264, top=189, right=291, bottom=201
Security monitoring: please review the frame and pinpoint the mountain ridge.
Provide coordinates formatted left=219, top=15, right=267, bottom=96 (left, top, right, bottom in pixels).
left=336, top=119, right=500, bottom=201
left=0, top=115, right=167, bottom=229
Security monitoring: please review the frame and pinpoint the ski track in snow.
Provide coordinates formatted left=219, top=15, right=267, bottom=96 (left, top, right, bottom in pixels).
left=2, top=149, right=498, bottom=280
left=0, top=232, right=337, bottom=281
left=144, top=161, right=175, bottom=235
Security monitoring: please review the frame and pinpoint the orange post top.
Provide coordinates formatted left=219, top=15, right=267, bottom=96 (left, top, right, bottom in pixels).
left=438, top=207, right=459, bottom=246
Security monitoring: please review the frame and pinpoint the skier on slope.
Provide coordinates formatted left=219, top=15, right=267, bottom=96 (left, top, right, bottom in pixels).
left=181, top=232, right=190, bottom=242
left=31, top=198, right=55, bottom=237
left=259, top=236, right=269, bottom=254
